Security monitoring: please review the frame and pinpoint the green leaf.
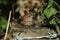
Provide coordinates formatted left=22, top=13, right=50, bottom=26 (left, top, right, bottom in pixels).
left=40, top=14, right=45, bottom=21
left=44, top=7, right=57, bottom=18
left=55, top=17, right=60, bottom=24
left=2, top=0, right=8, bottom=5
left=49, top=18, right=56, bottom=25
left=0, top=26, right=3, bottom=32
left=0, top=17, right=7, bottom=29
left=58, top=20, right=60, bottom=24
left=34, top=8, right=40, bottom=13
left=47, top=0, right=54, bottom=8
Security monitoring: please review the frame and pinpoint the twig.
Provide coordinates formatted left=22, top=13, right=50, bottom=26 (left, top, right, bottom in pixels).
left=23, top=34, right=58, bottom=39
left=4, top=11, right=12, bottom=40
left=13, top=33, right=60, bottom=40
left=24, top=36, right=50, bottom=39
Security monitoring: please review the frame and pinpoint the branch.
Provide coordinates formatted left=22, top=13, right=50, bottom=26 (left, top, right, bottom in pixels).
left=4, top=10, right=12, bottom=40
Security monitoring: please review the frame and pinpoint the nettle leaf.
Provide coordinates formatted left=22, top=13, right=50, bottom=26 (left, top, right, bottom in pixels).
left=0, top=17, right=7, bottom=29
left=47, top=0, right=54, bottom=8
left=49, top=18, right=56, bottom=25
left=44, top=7, right=57, bottom=18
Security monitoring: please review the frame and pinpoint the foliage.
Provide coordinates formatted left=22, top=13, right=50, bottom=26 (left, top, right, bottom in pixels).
left=2, top=0, right=8, bottom=5
left=0, top=17, right=7, bottom=32
left=39, top=0, right=60, bottom=33
left=0, top=0, right=60, bottom=34
left=39, top=0, right=59, bottom=24
left=47, top=0, right=54, bottom=8
left=44, top=7, right=57, bottom=18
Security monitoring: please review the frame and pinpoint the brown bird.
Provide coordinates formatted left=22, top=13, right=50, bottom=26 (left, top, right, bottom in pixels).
left=21, top=10, right=34, bottom=26
left=16, top=0, right=44, bottom=26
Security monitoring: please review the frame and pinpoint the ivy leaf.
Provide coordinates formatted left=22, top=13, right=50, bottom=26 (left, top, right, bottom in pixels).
left=44, top=7, right=57, bottom=18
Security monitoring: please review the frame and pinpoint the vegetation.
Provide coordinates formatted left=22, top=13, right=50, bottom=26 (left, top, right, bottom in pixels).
left=0, top=0, right=60, bottom=40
